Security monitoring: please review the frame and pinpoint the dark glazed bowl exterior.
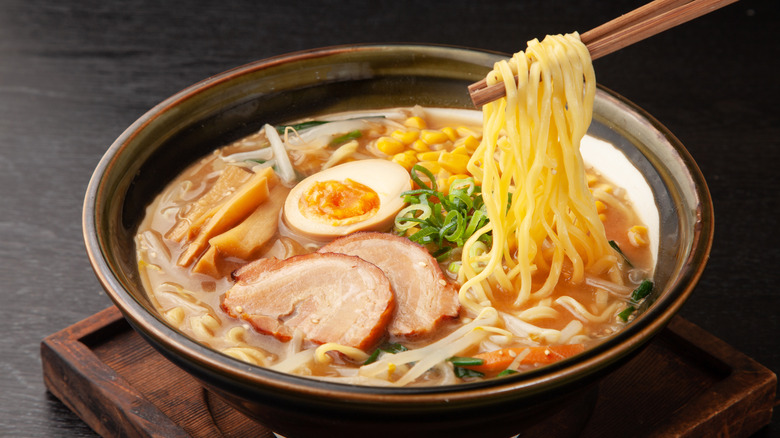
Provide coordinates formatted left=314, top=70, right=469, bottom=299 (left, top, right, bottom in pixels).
left=83, top=44, right=713, bottom=438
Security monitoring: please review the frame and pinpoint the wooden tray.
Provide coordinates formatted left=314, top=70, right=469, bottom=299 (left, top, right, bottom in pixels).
left=41, top=306, right=776, bottom=437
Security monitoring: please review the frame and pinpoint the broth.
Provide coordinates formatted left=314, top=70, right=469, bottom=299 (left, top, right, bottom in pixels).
left=135, top=106, right=654, bottom=386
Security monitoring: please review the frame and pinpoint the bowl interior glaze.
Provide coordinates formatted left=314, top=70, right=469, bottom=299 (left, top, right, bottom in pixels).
left=83, top=44, right=713, bottom=437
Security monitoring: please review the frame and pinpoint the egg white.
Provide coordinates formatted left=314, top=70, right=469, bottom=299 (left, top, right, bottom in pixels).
left=282, top=159, right=412, bottom=241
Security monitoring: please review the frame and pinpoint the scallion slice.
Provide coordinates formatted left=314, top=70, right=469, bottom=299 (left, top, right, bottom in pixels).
left=454, top=367, right=484, bottom=379
left=609, top=240, right=634, bottom=267
left=394, top=164, right=490, bottom=255
left=275, top=120, right=329, bottom=134
left=618, top=305, right=637, bottom=322
left=447, top=356, right=485, bottom=367
left=329, top=129, right=362, bottom=147
left=619, top=280, right=654, bottom=322
left=630, top=279, right=653, bottom=302
left=362, top=343, right=408, bottom=365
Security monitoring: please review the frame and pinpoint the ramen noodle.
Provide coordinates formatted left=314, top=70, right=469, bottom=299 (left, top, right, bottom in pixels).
left=135, top=33, right=654, bottom=386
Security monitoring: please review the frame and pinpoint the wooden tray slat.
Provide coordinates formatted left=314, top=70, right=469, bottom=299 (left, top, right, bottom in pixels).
left=41, top=306, right=776, bottom=437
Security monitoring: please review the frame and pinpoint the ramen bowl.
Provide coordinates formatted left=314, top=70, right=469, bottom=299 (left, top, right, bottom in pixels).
left=83, top=44, right=713, bottom=438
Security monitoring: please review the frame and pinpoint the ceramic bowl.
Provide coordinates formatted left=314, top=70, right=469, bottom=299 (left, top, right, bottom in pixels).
left=83, top=44, right=713, bottom=438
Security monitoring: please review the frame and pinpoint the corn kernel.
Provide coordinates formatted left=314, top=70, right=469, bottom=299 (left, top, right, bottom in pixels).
left=392, top=152, right=416, bottom=170
left=417, top=150, right=443, bottom=162
left=628, top=225, right=648, bottom=247
left=447, top=174, right=470, bottom=185
left=420, top=129, right=449, bottom=145
left=405, top=226, right=420, bottom=237
left=438, top=152, right=470, bottom=174
left=454, top=135, right=480, bottom=152
left=598, top=213, right=607, bottom=222
left=376, top=136, right=405, bottom=155
left=416, top=160, right=442, bottom=174
left=441, top=126, right=458, bottom=142
left=456, top=126, right=481, bottom=139
left=586, top=174, right=598, bottom=186
left=462, top=135, right=480, bottom=153
left=436, top=178, right=449, bottom=195
left=595, top=200, right=607, bottom=213
left=390, top=129, right=419, bottom=145
left=404, top=116, right=427, bottom=129
left=410, top=139, right=430, bottom=152
left=451, top=145, right=470, bottom=155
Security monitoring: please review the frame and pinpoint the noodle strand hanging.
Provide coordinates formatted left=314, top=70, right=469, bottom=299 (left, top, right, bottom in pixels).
left=459, top=33, right=617, bottom=313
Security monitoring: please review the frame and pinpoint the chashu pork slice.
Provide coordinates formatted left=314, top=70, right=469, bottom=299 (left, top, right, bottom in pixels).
left=318, top=232, right=460, bottom=338
left=221, top=252, right=394, bottom=350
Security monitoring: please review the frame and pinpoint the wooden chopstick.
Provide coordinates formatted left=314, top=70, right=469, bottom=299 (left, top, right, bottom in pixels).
left=578, top=0, right=692, bottom=48
left=469, top=0, right=739, bottom=107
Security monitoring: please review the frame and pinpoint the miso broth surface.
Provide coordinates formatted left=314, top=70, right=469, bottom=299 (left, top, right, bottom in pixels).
left=135, top=107, right=655, bottom=385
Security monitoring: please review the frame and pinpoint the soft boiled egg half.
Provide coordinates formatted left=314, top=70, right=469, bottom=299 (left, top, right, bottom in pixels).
left=282, top=159, right=412, bottom=241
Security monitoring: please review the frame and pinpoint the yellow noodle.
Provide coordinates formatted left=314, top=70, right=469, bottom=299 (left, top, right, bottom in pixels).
left=190, top=313, right=221, bottom=339
left=555, top=296, right=621, bottom=323
left=315, top=343, right=370, bottom=364
left=518, top=305, right=560, bottom=322
left=222, top=347, right=269, bottom=366
left=460, top=33, right=616, bottom=314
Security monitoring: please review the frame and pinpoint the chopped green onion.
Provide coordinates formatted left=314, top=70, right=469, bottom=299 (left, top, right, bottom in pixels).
left=381, top=343, right=408, bottom=354
left=432, top=247, right=453, bottom=262
left=609, top=240, right=634, bottom=267
left=329, top=129, right=362, bottom=147
left=447, top=356, right=485, bottom=367
left=275, top=120, right=329, bottom=134
left=630, top=279, right=654, bottom=302
left=409, top=164, right=438, bottom=191
left=454, top=367, right=485, bottom=379
left=497, top=369, right=519, bottom=377
left=363, top=348, right=381, bottom=365
left=619, top=280, right=654, bottom=322
left=276, top=115, right=388, bottom=135
left=363, top=342, right=408, bottom=365
left=618, top=305, right=636, bottom=322
left=394, top=164, right=490, bottom=257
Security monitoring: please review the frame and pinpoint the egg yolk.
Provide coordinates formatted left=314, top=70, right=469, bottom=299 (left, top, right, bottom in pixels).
left=299, top=179, right=380, bottom=225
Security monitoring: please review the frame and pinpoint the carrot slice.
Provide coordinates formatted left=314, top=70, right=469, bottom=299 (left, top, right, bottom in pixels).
left=464, top=344, right=586, bottom=373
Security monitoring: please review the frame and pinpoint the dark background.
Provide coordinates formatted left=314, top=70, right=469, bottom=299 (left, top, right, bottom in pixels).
left=1, top=0, right=777, bottom=436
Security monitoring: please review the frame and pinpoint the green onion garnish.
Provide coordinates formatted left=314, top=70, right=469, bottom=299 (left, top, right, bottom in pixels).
left=394, top=164, right=490, bottom=256
left=497, top=369, right=519, bottom=377
left=381, top=343, right=409, bottom=354
left=329, top=129, right=362, bottom=147
left=275, top=120, right=329, bottom=133
left=363, top=349, right=381, bottom=365
left=275, top=115, right=387, bottom=135
left=618, top=306, right=637, bottom=322
left=363, top=342, right=409, bottom=365
left=630, top=279, right=654, bottom=302
left=447, top=356, right=485, bottom=367
left=454, top=367, right=485, bottom=379
left=609, top=240, right=633, bottom=267
left=619, top=280, right=654, bottom=322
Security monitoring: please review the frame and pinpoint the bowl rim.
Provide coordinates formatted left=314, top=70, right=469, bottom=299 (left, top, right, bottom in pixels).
left=83, top=42, right=714, bottom=405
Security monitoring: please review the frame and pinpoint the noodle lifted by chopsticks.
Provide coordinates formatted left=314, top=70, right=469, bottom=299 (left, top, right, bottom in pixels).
left=459, top=33, right=618, bottom=313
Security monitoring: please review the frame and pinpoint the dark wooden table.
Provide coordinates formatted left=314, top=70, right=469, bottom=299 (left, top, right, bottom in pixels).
left=1, top=0, right=777, bottom=436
